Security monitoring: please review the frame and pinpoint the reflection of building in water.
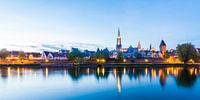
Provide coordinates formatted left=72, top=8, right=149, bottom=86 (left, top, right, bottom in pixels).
left=0, top=67, right=199, bottom=89
left=42, top=68, right=49, bottom=78
left=17, top=68, right=20, bottom=77
left=123, top=67, right=200, bottom=87
left=145, top=68, right=148, bottom=75
left=113, top=68, right=123, bottom=93
left=0, top=68, right=9, bottom=78
left=64, top=69, right=67, bottom=78
left=0, top=68, right=36, bottom=79
left=94, top=67, right=110, bottom=80
left=86, top=68, right=90, bottom=75
left=151, top=68, right=157, bottom=79
left=45, top=68, right=48, bottom=78
left=7, top=67, right=11, bottom=77
left=117, top=76, right=121, bottom=93
left=166, top=67, right=183, bottom=77
left=158, top=69, right=167, bottom=86
left=42, top=68, right=70, bottom=78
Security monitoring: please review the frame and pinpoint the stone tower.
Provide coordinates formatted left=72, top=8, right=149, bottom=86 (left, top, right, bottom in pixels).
left=160, top=40, right=167, bottom=55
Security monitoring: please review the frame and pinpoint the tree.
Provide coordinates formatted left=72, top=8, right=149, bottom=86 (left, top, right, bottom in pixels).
left=18, top=51, right=26, bottom=60
left=102, top=48, right=110, bottom=61
left=163, top=51, right=170, bottom=59
left=67, top=48, right=85, bottom=62
left=67, top=53, right=76, bottom=61
left=134, top=52, right=143, bottom=59
left=116, top=52, right=124, bottom=63
left=176, top=43, right=198, bottom=63
left=0, top=48, right=9, bottom=60
left=91, top=48, right=110, bottom=62
left=193, top=52, right=200, bottom=63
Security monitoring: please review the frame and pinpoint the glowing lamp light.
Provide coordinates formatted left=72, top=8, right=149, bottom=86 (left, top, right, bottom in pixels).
left=45, top=59, right=49, bottom=62
left=145, top=59, right=148, bottom=62
left=123, top=59, right=127, bottom=62
left=101, top=59, right=106, bottom=63
left=189, top=59, right=194, bottom=63
left=97, top=59, right=106, bottom=63
left=102, top=68, right=105, bottom=76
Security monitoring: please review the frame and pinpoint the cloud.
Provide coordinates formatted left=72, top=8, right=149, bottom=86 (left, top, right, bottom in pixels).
left=6, top=42, right=113, bottom=52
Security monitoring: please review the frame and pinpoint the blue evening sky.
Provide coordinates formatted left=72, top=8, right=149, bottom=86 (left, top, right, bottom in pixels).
left=0, top=0, right=200, bottom=51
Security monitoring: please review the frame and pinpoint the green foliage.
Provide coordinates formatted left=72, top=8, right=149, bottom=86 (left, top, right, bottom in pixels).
left=116, top=52, right=124, bottom=63
left=134, top=52, right=143, bottom=59
left=176, top=43, right=198, bottom=63
left=18, top=51, right=26, bottom=60
left=0, top=48, right=9, bottom=60
left=91, top=48, right=110, bottom=62
left=67, top=48, right=85, bottom=62
left=67, top=53, right=77, bottom=61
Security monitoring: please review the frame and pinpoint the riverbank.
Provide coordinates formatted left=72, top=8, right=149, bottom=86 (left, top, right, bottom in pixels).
left=0, top=62, right=199, bottom=68
left=0, top=63, right=41, bottom=67
left=85, top=63, right=200, bottom=68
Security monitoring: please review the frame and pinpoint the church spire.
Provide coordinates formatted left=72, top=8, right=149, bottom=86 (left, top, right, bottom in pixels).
left=118, top=28, right=120, bottom=37
left=116, top=28, right=122, bottom=51
left=137, top=41, right=141, bottom=50
left=150, top=43, right=152, bottom=51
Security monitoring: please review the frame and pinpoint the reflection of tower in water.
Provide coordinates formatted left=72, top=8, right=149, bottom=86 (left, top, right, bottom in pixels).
left=113, top=68, right=123, bottom=93
left=117, top=76, right=121, bottom=93
left=159, top=69, right=167, bottom=87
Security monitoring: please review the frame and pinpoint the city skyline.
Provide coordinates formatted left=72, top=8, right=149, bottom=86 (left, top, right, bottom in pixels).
left=0, top=0, right=200, bottom=52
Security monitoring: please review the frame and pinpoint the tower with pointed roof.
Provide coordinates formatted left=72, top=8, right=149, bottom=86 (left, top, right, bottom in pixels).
left=160, top=40, right=167, bottom=55
left=137, top=41, right=141, bottom=50
left=116, top=28, right=122, bottom=51
left=150, top=43, right=152, bottom=51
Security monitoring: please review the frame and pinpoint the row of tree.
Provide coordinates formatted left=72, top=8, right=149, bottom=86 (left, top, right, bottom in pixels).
left=67, top=48, right=111, bottom=63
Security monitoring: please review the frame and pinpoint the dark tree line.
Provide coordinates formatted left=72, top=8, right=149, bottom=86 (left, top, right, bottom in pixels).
left=176, top=43, right=200, bottom=63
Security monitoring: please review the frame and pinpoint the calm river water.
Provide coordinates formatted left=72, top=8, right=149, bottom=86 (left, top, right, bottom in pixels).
left=0, top=66, right=200, bottom=100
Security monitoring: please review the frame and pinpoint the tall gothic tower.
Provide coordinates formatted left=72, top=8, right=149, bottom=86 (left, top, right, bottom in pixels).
left=116, top=28, right=122, bottom=51
left=137, top=41, right=141, bottom=50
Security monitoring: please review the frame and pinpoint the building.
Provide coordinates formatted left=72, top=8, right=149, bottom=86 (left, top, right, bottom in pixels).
left=41, top=51, right=68, bottom=61
left=196, top=48, right=200, bottom=54
left=123, top=46, right=138, bottom=58
left=160, top=40, right=167, bottom=55
left=8, top=51, right=21, bottom=59
left=116, top=28, right=122, bottom=51
left=59, top=49, right=69, bottom=54
left=26, top=52, right=41, bottom=60
left=41, top=51, right=54, bottom=60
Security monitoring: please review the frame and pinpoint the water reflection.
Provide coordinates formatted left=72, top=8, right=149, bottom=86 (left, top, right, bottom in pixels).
left=0, top=66, right=200, bottom=92
left=176, top=68, right=197, bottom=87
